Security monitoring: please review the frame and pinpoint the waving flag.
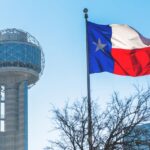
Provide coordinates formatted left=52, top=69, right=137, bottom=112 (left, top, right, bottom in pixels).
left=87, top=21, right=150, bottom=76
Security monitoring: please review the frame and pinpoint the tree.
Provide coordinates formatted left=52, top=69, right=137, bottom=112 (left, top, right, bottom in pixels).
left=45, top=86, right=150, bottom=150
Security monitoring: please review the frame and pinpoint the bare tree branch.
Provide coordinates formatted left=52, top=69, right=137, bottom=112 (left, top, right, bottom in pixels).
left=46, top=86, right=150, bottom=150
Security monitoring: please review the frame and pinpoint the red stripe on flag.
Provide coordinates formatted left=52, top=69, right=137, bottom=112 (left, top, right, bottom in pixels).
left=111, top=47, right=150, bottom=76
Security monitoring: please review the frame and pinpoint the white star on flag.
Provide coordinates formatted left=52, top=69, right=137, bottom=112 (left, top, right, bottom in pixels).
left=93, top=38, right=106, bottom=52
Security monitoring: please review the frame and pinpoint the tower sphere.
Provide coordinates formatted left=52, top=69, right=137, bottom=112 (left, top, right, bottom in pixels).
left=0, top=28, right=45, bottom=86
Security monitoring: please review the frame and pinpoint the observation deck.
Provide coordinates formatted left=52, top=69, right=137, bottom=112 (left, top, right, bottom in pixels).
left=0, top=28, right=44, bottom=85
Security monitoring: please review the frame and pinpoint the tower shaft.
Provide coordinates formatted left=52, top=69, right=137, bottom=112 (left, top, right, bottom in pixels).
left=0, top=80, right=28, bottom=150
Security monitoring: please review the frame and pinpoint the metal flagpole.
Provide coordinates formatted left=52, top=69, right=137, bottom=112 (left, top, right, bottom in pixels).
left=83, top=8, right=93, bottom=150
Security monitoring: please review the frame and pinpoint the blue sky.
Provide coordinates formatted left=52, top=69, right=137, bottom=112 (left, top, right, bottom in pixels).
left=0, top=0, right=150, bottom=150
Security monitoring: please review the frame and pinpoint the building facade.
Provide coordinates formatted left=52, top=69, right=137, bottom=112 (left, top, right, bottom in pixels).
left=124, top=123, right=150, bottom=150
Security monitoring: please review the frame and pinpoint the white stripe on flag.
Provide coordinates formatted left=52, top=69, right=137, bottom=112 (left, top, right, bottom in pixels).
left=110, top=24, right=150, bottom=49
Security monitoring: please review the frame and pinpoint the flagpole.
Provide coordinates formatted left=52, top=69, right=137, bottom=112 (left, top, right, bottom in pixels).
left=83, top=8, right=93, bottom=150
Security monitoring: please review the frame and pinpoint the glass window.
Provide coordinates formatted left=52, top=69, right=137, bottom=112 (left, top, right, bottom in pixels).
left=0, top=121, right=5, bottom=132
left=0, top=103, right=5, bottom=119
left=0, top=85, right=5, bottom=132
left=0, top=43, right=41, bottom=72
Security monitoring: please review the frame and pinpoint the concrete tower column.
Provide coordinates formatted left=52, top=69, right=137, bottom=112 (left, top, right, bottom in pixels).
left=18, top=81, right=28, bottom=150
left=0, top=80, right=28, bottom=150
left=5, top=82, right=18, bottom=132
left=5, top=82, right=18, bottom=150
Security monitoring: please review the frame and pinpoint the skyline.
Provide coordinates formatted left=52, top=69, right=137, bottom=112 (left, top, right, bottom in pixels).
left=0, top=1, right=150, bottom=150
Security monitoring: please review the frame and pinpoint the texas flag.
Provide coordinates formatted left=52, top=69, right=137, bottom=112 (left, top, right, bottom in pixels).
left=87, top=21, right=150, bottom=76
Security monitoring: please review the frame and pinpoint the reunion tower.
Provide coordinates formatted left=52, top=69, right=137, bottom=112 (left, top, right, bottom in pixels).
left=0, top=28, right=44, bottom=150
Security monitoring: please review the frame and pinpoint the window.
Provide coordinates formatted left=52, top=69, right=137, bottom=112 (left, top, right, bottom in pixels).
left=0, top=103, right=5, bottom=119
left=0, top=85, right=5, bottom=132
left=0, top=121, right=5, bottom=132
